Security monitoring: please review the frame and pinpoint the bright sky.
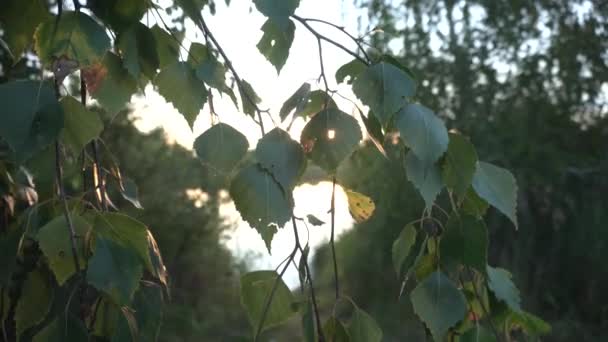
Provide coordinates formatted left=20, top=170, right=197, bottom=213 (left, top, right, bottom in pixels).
left=132, top=0, right=368, bottom=287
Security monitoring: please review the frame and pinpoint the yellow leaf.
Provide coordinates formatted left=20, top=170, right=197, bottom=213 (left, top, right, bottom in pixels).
left=345, top=190, right=375, bottom=223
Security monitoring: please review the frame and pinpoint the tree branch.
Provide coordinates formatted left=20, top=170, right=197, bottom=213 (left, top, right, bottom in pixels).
left=330, top=175, right=339, bottom=300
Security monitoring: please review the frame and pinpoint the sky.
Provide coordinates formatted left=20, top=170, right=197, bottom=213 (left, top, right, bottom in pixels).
left=132, top=0, right=369, bottom=287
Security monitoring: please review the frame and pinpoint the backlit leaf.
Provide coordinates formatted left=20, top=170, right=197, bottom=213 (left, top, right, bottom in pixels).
left=280, top=83, right=311, bottom=121
left=396, top=103, right=449, bottom=165
left=239, top=80, right=261, bottom=118
left=86, top=52, right=138, bottom=116
left=353, top=62, right=416, bottom=126
left=117, top=22, right=159, bottom=81
left=306, top=214, right=325, bottom=226
left=194, top=123, right=249, bottom=173
left=300, top=108, right=362, bottom=173
left=0, top=0, right=50, bottom=59
left=323, top=316, right=350, bottom=342
left=240, top=270, right=296, bottom=333
left=345, top=190, right=375, bottom=223
left=472, top=162, right=518, bottom=229
left=257, top=19, right=295, bottom=73
left=460, top=326, right=495, bottom=342
left=336, top=59, right=366, bottom=84
left=404, top=151, right=443, bottom=210
left=411, top=271, right=467, bottom=342
left=392, top=224, right=417, bottom=275
left=442, top=133, right=478, bottom=197
left=295, top=90, right=337, bottom=118
left=59, top=96, right=103, bottom=154
left=89, top=0, right=148, bottom=33
left=150, top=25, right=181, bottom=69
left=256, top=127, right=306, bottom=190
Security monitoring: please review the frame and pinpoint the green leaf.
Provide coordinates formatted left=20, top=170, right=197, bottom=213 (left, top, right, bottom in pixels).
left=154, top=61, right=207, bottom=128
left=34, top=11, right=111, bottom=66
left=306, top=214, right=325, bottom=226
left=119, top=177, right=143, bottom=209
left=0, top=227, right=23, bottom=285
left=300, top=108, right=362, bottom=173
left=175, top=0, right=206, bottom=22
left=0, top=80, right=60, bottom=160
left=404, top=151, right=443, bottom=210
left=440, top=214, right=488, bottom=273
left=253, top=0, right=300, bottom=23
left=87, top=52, right=138, bottom=116
left=486, top=266, right=521, bottom=312
left=239, top=80, right=261, bottom=118
left=117, top=23, right=159, bottom=81
left=411, top=271, right=467, bottom=342
left=392, top=224, right=417, bottom=275
left=280, top=83, right=311, bottom=121
left=302, top=300, right=315, bottom=342
left=396, top=103, right=449, bottom=164
left=336, top=59, right=366, bottom=84
left=459, top=326, right=495, bottom=342
left=257, top=19, right=295, bottom=73
left=194, top=123, right=249, bottom=173
left=15, top=269, right=53, bottom=337
left=256, top=128, right=306, bottom=190
left=472, top=162, right=518, bottom=229
left=508, top=310, right=551, bottom=336
left=36, top=215, right=91, bottom=285
left=59, top=96, right=103, bottom=154
left=295, top=90, right=337, bottom=118
left=131, top=283, right=164, bottom=341
left=32, top=314, right=88, bottom=342
left=0, top=0, right=50, bottom=59
left=357, top=109, right=385, bottom=156
left=352, top=62, right=416, bottom=126
left=189, top=43, right=223, bottom=87
left=230, top=164, right=292, bottom=251
left=150, top=25, right=181, bottom=69
left=89, top=0, right=148, bottom=33
left=240, top=270, right=296, bottom=333
left=461, top=187, right=489, bottom=218
left=323, top=316, right=350, bottom=342
left=87, top=235, right=143, bottom=305
left=442, top=133, right=478, bottom=197
left=347, top=307, right=383, bottom=342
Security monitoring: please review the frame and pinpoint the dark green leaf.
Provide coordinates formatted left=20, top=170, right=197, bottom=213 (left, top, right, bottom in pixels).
left=352, top=62, right=416, bottom=126
left=357, top=109, right=386, bottom=157
left=60, top=96, right=103, bottom=154
left=411, top=271, right=467, bottom=342
left=380, top=55, right=416, bottom=80
left=256, top=127, right=306, bottom=190
left=33, top=314, right=88, bottom=342
left=300, top=108, right=362, bottom=173
left=36, top=215, right=91, bottom=285
left=240, top=270, right=296, bottom=333
left=239, top=80, right=261, bottom=118
left=460, top=326, right=495, bottom=342
left=87, top=235, right=143, bottom=305
left=0, top=0, right=50, bottom=59
left=175, top=0, right=206, bottom=22
left=486, top=265, right=521, bottom=312
left=442, top=133, right=478, bottom=197
left=323, top=316, right=350, bottom=342
left=298, top=244, right=310, bottom=285
left=462, top=187, right=489, bottom=218
left=336, top=59, right=366, bottom=84
left=15, top=269, right=53, bottom=337
left=253, top=0, right=300, bottom=25
left=189, top=43, right=226, bottom=89
left=280, top=83, right=311, bottom=121
left=154, top=62, right=207, bottom=128
left=230, top=164, right=292, bottom=251
left=117, top=23, right=159, bottom=81
left=194, top=123, right=249, bottom=173
left=347, top=307, right=383, bottom=342
left=508, top=310, right=551, bottom=336
left=295, top=90, right=337, bottom=118
left=396, top=103, right=449, bottom=164
left=257, top=19, right=295, bottom=73
left=131, top=283, right=164, bottom=341
left=392, top=224, right=417, bottom=275
left=34, top=11, right=111, bottom=66
left=306, top=214, right=325, bottom=226
left=302, top=300, right=315, bottom=342
left=440, top=214, right=487, bottom=273
left=0, top=227, right=23, bottom=285
left=404, top=151, right=443, bottom=210
left=87, top=52, right=138, bottom=116
left=472, top=162, right=518, bottom=229
left=150, top=25, right=181, bottom=69
left=89, top=0, right=148, bottom=33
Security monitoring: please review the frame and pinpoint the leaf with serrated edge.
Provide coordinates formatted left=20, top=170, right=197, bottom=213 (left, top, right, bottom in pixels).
left=442, top=133, right=478, bottom=197
left=404, top=151, right=443, bottom=210
left=472, top=161, right=518, bottom=229
left=392, top=224, right=417, bottom=275
left=396, top=103, right=449, bottom=165
left=256, top=127, right=306, bottom=190
left=194, top=123, right=249, bottom=173
left=486, top=265, right=521, bottom=312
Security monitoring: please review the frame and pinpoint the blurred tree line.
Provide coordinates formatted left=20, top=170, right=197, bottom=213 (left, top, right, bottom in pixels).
left=312, top=0, right=607, bottom=340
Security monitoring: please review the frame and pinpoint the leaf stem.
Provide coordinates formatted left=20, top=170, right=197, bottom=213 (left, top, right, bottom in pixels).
left=330, top=175, right=339, bottom=300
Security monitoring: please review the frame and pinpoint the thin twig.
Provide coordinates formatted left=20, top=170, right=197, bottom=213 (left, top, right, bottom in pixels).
left=330, top=175, right=339, bottom=300
left=291, top=15, right=369, bottom=66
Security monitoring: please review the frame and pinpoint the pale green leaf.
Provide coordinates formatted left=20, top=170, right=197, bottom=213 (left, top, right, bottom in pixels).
left=240, top=270, right=296, bottom=333
left=34, top=11, right=111, bottom=66
left=440, top=214, right=488, bottom=273
left=117, top=22, right=159, bottom=81
left=486, top=265, right=521, bottom=312
left=87, top=52, right=138, bottom=116
left=37, top=215, right=91, bottom=285
left=60, top=96, right=103, bottom=154
left=347, top=307, right=383, bottom=342
left=392, top=224, right=417, bottom=275
left=280, top=83, right=311, bottom=121
left=352, top=62, right=416, bottom=126
left=411, top=271, right=467, bottom=342
left=257, top=19, right=295, bottom=73
left=300, top=108, right=362, bottom=173
left=336, top=59, right=366, bottom=84
left=404, top=151, right=443, bottom=210
left=15, top=270, right=53, bottom=337
left=472, top=162, right=518, bottom=229
left=119, top=177, right=143, bottom=209
left=194, top=123, right=249, bottom=173
left=442, top=133, right=478, bottom=197
left=154, top=61, right=207, bottom=128
left=396, top=103, right=449, bottom=164
left=256, top=127, right=306, bottom=190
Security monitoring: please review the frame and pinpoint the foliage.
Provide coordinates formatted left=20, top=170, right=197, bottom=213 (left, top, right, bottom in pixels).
left=0, top=0, right=556, bottom=341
